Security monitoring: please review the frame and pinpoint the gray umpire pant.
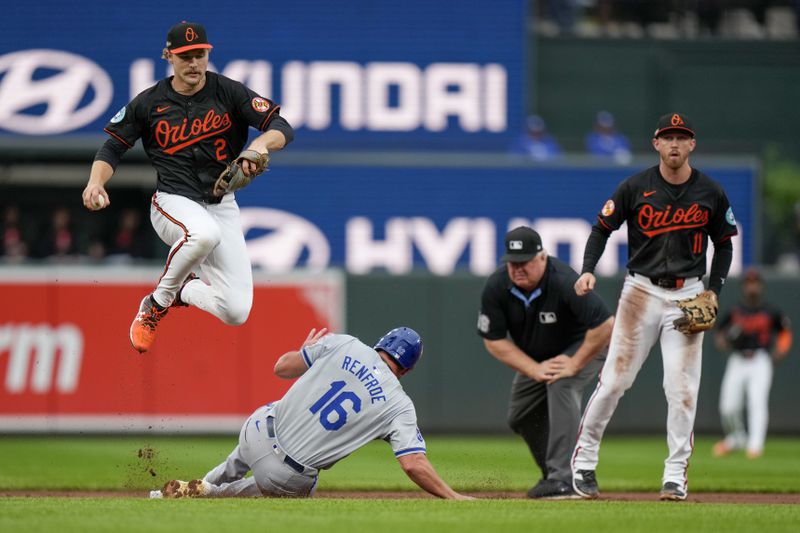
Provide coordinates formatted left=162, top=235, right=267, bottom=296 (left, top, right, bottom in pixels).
left=507, top=344, right=604, bottom=484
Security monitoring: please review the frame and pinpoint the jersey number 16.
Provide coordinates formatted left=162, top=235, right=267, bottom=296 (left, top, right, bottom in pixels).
left=309, top=381, right=362, bottom=431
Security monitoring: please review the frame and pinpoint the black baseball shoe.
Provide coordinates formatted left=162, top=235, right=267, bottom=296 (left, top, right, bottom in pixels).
left=527, top=478, right=581, bottom=500
left=572, top=469, right=599, bottom=499
left=172, top=273, right=200, bottom=307
left=659, top=482, right=687, bottom=501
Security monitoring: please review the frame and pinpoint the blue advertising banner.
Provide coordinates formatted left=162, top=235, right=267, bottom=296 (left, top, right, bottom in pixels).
left=0, top=0, right=526, bottom=150
left=238, top=160, right=755, bottom=275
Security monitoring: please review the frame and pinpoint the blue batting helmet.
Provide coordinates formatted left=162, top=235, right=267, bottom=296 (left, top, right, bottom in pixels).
left=374, top=327, right=423, bottom=370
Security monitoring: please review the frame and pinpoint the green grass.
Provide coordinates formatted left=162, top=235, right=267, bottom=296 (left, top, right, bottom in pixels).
left=0, top=435, right=798, bottom=493
left=0, top=498, right=798, bottom=533
left=0, top=435, right=798, bottom=533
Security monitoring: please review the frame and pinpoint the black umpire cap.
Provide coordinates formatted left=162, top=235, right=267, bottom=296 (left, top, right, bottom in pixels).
left=501, top=226, right=543, bottom=262
left=654, top=113, right=695, bottom=138
left=166, top=22, right=214, bottom=54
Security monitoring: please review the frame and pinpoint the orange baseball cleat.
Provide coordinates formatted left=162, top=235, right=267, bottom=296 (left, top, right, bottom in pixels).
left=130, top=295, right=169, bottom=353
left=712, top=440, right=732, bottom=457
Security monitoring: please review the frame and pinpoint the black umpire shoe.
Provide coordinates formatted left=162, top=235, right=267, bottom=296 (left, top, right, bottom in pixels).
left=527, top=478, right=581, bottom=500
left=572, top=469, right=599, bottom=499
left=659, top=482, right=687, bottom=501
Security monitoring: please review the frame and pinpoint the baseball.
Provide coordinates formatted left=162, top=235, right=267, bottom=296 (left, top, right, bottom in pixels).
left=93, top=194, right=106, bottom=209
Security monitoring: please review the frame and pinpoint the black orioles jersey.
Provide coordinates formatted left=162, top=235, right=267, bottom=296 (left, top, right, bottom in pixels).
left=718, top=304, right=791, bottom=352
left=595, top=166, right=738, bottom=279
left=104, top=71, right=285, bottom=203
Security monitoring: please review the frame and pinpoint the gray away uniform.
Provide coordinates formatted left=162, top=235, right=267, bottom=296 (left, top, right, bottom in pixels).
left=202, top=334, right=426, bottom=497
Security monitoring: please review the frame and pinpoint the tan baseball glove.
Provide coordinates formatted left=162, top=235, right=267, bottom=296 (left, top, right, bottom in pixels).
left=213, top=149, right=270, bottom=197
left=673, top=290, right=718, bottom=334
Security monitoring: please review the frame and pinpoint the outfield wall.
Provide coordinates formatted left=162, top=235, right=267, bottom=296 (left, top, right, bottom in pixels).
left=0, top=267, right=344, bottom=433
left=0, top=267, right=797, bottom=434
left=345, top=273, right=800, bottom=434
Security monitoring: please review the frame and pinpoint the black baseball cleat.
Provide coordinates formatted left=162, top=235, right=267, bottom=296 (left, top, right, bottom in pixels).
left=572, top=469, right=599, bottom=499
left=659, top=482, right=687, bottom=501
left=527, top=478, right=581, bottom=500
left=172, top=273, right=199, bottom=307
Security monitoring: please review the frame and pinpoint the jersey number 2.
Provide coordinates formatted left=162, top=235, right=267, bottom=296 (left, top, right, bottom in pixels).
left=309, top=381, right=362, bottom=431
left=214, top=139, right=228, bottom=161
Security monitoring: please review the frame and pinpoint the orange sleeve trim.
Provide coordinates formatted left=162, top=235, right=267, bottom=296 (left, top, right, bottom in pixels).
left=776, top=330, right=792, bottom=355
left=104, top=128, right=133, bottom=148
left=260, top=104, right=280, bottom=131
left=715, top=232, right=737, bottom=244
left=597, top=216, right=613, bottom=231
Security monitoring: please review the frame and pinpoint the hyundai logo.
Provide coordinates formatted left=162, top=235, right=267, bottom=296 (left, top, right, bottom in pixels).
left=240, top=208, right=330, bottom=271
left=0, top=49, right=113, bottom=135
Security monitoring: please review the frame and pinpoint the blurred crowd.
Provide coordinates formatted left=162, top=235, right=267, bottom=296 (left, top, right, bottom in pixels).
left=534, top=0, right=800, bottom=39
left=0, top=203, right=157, bottom=264
left=509, top=110, right=632, bottom=164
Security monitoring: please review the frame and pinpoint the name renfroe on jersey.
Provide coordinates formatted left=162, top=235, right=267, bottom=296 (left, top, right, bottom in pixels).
left=341, top=355, right=387, bottom=404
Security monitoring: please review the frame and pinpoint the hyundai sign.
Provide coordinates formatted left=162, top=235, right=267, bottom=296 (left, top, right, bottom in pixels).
left=238, top=160, right=755, bottom=275
left=0, top=0, right=526, bottom=150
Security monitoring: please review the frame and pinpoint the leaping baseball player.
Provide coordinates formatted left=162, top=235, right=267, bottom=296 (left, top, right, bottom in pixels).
left=82, top=22, right=292, bottom=353
left=571, top=113, right=738, bottom=501
left=154, top=327, right=472, bottom=500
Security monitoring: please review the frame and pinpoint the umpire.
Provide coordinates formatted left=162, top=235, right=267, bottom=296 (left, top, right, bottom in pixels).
left=477, top=226, right=613, bottom=499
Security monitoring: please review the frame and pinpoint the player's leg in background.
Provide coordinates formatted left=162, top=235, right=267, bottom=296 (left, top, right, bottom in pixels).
left=745, top=349, right=773, bottom=457
left=572, top=276, right=662, bottom=472
left=545, top=343, right=604, bottom=484
left=180, top=195, right=253, bottom=325
left=717, top=353, right=748, bottom=452
left=149, top=192, right=222, bottom=307
left=659, top=289, right=704, bottom=490
left=507, top=374, right=549, bottom=480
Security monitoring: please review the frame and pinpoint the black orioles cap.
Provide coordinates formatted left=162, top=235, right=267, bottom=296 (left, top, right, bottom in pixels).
left=654, top=113, right=695, bottom=138
left=166, top=22, right=213, bottom=54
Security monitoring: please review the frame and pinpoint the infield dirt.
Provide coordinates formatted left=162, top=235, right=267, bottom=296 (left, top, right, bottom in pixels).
left=2, top=490, right=798, bottom=504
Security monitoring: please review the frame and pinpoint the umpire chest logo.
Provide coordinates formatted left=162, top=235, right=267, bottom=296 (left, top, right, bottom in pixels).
left=539, top=312, right=557, bottom=324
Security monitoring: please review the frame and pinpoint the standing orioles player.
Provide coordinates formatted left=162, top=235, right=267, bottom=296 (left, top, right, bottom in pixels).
left=713, top=268, right=792, bottom=459
left=571, top=113, right=738, bottom=501
left=81, top=22, right=293, bottom=353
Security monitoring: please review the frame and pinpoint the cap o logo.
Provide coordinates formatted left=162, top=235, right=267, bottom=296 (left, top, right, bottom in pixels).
left=185, top=27, right=197, bottom=42
left=509, top=240, right=523, bottom=250
left=671, top=114, right=684, bottom=126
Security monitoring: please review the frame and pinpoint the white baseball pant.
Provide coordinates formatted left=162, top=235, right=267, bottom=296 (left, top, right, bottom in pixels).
left=718, top=349, right=773, bottom=454
left=149, top=191, right=252, bottom=325
left=573, top=274, right=705, bottom=492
